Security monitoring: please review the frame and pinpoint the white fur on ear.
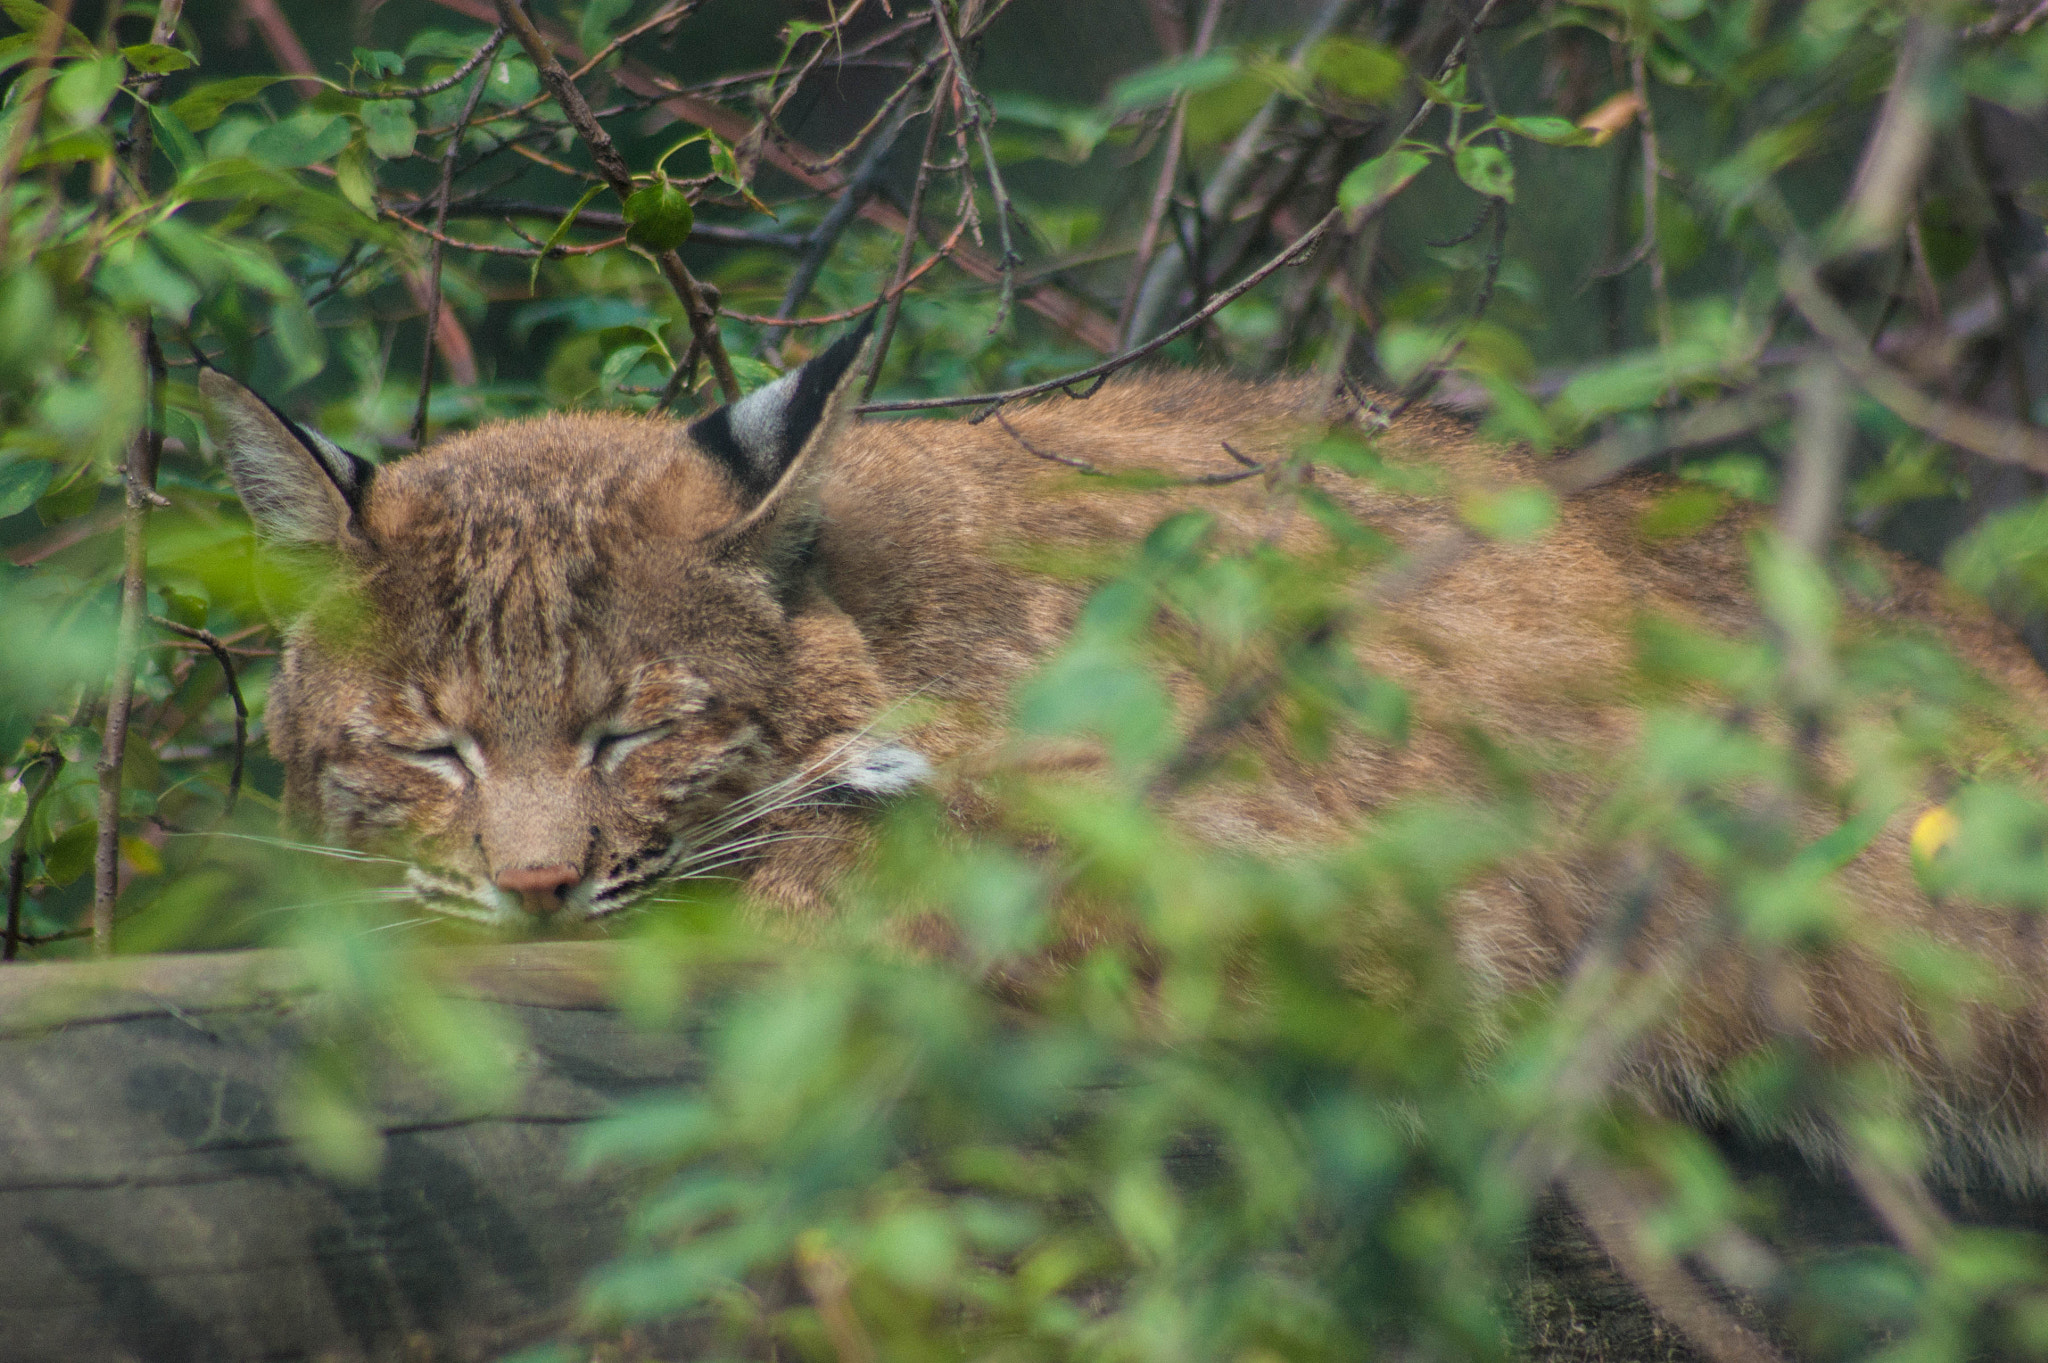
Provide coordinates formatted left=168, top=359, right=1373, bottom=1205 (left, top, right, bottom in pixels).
left=688, top=315, right=874, bottom=504
left=200, top=370, right=371, bottom=546
left=724, top=369, right=800, bottom=482
left=840, top=742, right=933, bottom=797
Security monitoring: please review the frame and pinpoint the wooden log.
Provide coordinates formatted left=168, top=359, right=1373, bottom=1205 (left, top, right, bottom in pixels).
left=0, top=942, right=695, bottom=1363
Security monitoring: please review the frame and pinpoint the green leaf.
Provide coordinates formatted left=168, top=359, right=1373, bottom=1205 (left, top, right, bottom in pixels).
left=1375, top=321, right=1453, bottom=386
left=358, top=98, right=416, bottom=159
left=1459, top=485, right=1557, bottom=542
left=1751, top=533, right=1839, bottom=647
left=483, top=56, right=539, bottom=108
left=1309, top=37, right=1404, bottom=103
left=0, top=775, right=26, bottom=844
left=41, top=817, right=96, bottom=887
left=1337, top=145, right=1432, bottom=217
left=48, top=55, right=125, bottom=127
left=0, top=456, right=53, bottom=518
left=990, top=93, right=1110, bottom=162
left=146, top=103, right=203, bottom=177
left=1418, top=64, right=1472, bottom=107
left=0, top=32, right=37, bottom=76
left=248, top=111, right=351, bottom=168
left=120, top=42, right=194, bottom=74
left=1490, top=113, right=1593, bottom=146
left=18, top=123, right=111, bottom=170
left=170, top=76, right=290, bottom=133
left=1106, top=50, right=1241, bottom=114
left=706, top=134, right=771, bottom=215
left=1636, top=486, right=1729, bottom=539
left=623, top=180, right=694, bottom=252
left=334, top=140, right=377, bottom=215
left=528, top=182, right=609, bottom=292
left=353, top=47, right=405, bottom=80
left=578, top=0, right=637, bottom=58
left=1453, top=143, right=1514, bottom=201
left=271, top=293, right=327, bottom=388
left=0, top=0, right=91, bottom=55
left=598, top=342, right=655, bottom=390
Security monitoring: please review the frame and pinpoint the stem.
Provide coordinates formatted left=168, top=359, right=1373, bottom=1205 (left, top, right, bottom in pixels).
left=1117, top=0, right=1226, bottom=347
left=861, top=204, right=1342, bottom=417
left=0, top=0, right=80, bottom=261
left=412, top=28, right=504, bottom=447
left=860, top=97, right=947, bottom=402
left=493, top=0, right=742, bottom=402
left=89, top=0, right=181, bottom=957
left=148, top=617, right=248, bottom=821
left=5, top=755, right=63, bottom=962
left=1630, top=47, right=1674, bottom=358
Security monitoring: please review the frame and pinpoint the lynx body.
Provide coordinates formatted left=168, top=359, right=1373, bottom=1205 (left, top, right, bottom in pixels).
left=205, top=336, right=2048, bottom=1183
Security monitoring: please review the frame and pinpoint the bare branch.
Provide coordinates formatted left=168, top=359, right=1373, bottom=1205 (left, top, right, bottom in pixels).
left=1562, top=1166, right=1793, bottom=1363
left=1117, top=0, right=1226, bottom=347
left=4, top=754, right=63, bottom=962
left=350, top=22, right=506, bottom=99
left=491, top=0, right=742, bottom=402
left=148, top=618, right=249, bottom=822
left=1780, top=254, right=2048, bottom=476
left=412, top=25, right=503, bottom=447
left=862, top=95, right=949, bottom=401
left=0, top=0, right=80, bottom=261
left=861, top=205, right=1343, bottom=417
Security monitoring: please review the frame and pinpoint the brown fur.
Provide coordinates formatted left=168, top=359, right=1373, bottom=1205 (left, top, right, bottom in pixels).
left=206, top=365, right=2048, bottom=1184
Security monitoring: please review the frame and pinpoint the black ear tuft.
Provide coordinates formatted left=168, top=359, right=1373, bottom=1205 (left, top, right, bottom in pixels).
left=689, top=314, right=874, bottom=501
left=200, top=370, right=375, bottom=546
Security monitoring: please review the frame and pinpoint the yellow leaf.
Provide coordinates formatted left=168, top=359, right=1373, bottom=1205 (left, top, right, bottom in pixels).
left=1578, top=91, right=1644, bottom=147
left=120, top=836, right=163, bottom=876
left=1910, top=806, right=1958, bottom=862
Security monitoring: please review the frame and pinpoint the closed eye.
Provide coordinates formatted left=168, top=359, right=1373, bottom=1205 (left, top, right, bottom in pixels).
left=387, top=736, right=481, bottom=786
left=589, top=725, right=671, bottom=771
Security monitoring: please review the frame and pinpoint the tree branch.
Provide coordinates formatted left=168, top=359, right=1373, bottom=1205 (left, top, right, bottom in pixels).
left=148, top=618, right=248, bottom=822
left=491, top=0, right=742, bottom=402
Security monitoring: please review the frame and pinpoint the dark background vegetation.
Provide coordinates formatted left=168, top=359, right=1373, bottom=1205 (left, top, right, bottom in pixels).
left=9, top=0, right=2048, bottom=1359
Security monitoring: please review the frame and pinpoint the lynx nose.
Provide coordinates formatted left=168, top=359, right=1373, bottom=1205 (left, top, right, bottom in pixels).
left=494, top=862, right=582, bottom=915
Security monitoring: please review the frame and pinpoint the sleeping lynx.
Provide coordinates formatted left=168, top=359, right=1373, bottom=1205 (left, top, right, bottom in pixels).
left=204, top=327, right=2048, bottom=1181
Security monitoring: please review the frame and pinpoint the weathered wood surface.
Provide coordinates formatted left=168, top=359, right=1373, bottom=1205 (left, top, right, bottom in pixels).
left=0, top=943, right=693, bottom=1363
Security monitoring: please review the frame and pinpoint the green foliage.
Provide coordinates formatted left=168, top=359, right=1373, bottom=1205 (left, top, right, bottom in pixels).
left=7, top=2, right=2048, bottom=1361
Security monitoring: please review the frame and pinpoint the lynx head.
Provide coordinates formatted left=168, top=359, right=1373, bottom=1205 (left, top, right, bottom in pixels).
left=203, top=322, right=926, bottom=927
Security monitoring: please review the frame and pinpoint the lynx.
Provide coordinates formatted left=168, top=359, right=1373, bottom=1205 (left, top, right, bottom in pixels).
left=205, top=327, right=2048, bottom=1181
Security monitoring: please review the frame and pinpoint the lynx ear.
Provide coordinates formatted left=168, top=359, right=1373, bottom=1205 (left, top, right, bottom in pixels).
left=199, top=369, right=374, bottom=547
left=689, top=315, right=872, bottom=533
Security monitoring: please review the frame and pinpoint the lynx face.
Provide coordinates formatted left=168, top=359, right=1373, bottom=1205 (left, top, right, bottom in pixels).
left=204, top=324, right=927, bottom=926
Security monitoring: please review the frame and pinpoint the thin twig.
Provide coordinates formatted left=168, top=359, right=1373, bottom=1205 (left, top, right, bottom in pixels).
left=1630, top=47, right=1675, bottom=357
left=238, top=0, right=321, bottom=96
left=425, top=0, right=1119, bottom=352
left=493, top=0, right=741, bottom=403
left=4, top=754, right=63, bottom=962
left=860, top=204, right=1342, bottom=417
left=1779, top=252, right=2048, bottom=475
left=1124, top=0, right=1368, bottom=342
left=1117, top=0, right=1225, bottom=346
left=148, top=617, right=248, bottom=820
left=350, top=22, right=505, bottom=98
left=91, top=2, right=178, bottom=959
left=928, top=0, right=1021, bottom=332
left=1562, top=1166, right=1793, bottom=1363
left=412, top=25, right=503, bottom=447
left=766, top=96, right=920, bottom=338
left=0, top=0, right=80, bottom=261
left=729, top=218, right=965, bottom=327
left=861, top=93, right=948, bottom=402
